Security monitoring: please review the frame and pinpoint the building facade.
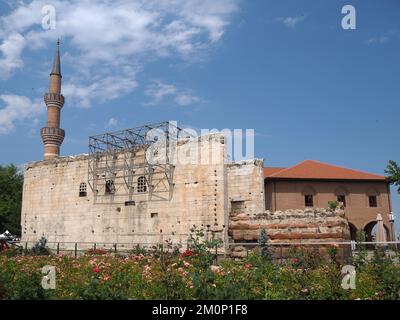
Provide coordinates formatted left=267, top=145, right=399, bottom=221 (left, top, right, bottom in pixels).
left=21, top=139, right=265, bottom=249
left=264, top=160, right=393, bottom=241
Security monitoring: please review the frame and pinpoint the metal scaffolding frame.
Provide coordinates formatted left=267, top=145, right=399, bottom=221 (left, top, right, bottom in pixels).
left=88, top=121, right=193, bottom=204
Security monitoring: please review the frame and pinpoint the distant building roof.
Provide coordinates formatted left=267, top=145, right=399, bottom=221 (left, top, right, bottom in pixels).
left=263, top=167, right=286, bottom=176
left=264, top=160, right=387, bottom=181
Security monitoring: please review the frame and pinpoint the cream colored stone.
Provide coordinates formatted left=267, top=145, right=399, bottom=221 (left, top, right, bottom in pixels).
left=21, top=134, right=267, bottom=252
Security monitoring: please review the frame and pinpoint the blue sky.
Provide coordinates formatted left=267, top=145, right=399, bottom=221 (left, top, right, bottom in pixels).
left=0, top=0, right=399, bottom=231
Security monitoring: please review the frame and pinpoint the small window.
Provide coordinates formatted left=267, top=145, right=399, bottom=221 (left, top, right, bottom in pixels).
left=151, top=212, right=158, bottom=218
left=137, top=176, right=147, bottom=193
left=105, top=180, right=115, bottom=195
left=369, top=195, right=377, bottom=207
left=79, top=182, right=87, bottom=197
left=305, top=195, right=313, bottom=207
left=337, top=195, right=346, bottom=207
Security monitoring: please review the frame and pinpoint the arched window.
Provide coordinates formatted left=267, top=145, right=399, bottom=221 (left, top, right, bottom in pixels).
left=367, top=188, right=379, bottom=207
left=105, top=180, right=115, bottom=195
left=137, top=176, right=147, bottom=193
left=301, top=186, right=316, bottom=196
left=363, top=220, right=390, bottom=244
left=335, top=187, right=349, bottom=207
left=348, top=222, right=358, bottom=241
left=302, top=186, right=316, bottom=208
left=369, top=195, right=377, bottom=207
left=79, top=182, right=87, bottom=197
left=304, top=194, right=314, bottom=207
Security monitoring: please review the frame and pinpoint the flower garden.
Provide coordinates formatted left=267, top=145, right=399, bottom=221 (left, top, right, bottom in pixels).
left=1, top=228, right=400, bottom=300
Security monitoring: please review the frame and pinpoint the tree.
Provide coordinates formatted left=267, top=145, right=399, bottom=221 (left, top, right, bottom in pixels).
left=385, top=160, right=400, bottom=194
left=0, top=165, right=23, bottom=235
left=259, top=228, right=273, bottom=261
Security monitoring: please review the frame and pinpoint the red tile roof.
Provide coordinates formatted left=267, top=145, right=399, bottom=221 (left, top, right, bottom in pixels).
left=264, top=160, right=387, bottom=181
left=263, top=167, right=286, bottom=176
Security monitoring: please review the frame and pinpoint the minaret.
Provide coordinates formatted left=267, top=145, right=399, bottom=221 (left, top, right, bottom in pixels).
left=41, top=39, right=65, bottom=160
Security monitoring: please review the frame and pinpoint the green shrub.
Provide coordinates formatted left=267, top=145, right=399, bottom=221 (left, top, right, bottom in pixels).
left=328, top=200, right=339, bottom=210
left=0, top=250, right=399, bottom=300
left=30, top=237, right=51, bottom=256
left=0, top=226, right=399, bottom=300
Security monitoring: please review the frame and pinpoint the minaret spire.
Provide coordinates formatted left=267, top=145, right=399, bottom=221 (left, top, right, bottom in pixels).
left=40, top=39, right=65, bottom=160
left=50, top=38, right=61, bottom=77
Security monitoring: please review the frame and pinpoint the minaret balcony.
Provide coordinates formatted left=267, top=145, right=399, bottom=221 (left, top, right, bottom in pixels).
left=44, top=93, right=65, bottom=108
left=40, top=127, right=65, bottom=145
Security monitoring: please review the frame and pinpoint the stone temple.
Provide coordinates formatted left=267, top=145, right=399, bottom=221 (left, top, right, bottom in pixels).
left=20, top=41, right=394, bottom=255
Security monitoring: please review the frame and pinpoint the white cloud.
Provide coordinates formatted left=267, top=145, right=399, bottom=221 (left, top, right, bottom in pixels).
left=365, top=36, right=389, bottom=45
left=365, top=31, right=399, bottom=45
left=0, top=0, right=238, bottom=106
left=145, top=81, right=178, bottom=105
left=174, top=94, right=200, bottom=106
left=0, top=95, right=43, bottom=134
left=175, top=0, right=238, bottom=42
left=63, top=74, right=138, bottom=108
left=107, top=117, right=118, bottom=128
left=276, top=15, right=306, bottom=29
left=145, top=80, right=200, bottom=106
left=0, top=33, right=26, bottom=79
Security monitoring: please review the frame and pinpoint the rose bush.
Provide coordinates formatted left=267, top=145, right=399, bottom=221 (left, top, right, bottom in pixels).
left=2, top=248, right=399, bottom=300
left=1, top=233, right=399, bottom=300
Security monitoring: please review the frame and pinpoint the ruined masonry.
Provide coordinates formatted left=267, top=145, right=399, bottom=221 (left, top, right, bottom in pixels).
left=230, top=208, right=350, bottom=258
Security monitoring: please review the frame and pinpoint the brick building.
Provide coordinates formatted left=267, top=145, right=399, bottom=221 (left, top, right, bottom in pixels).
left=264, top=160, right=393, bottom=241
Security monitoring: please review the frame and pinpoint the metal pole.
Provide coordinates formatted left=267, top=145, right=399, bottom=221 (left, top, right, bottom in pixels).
left=114, top=244, right=117, bottom=256
left=388, top=213, right=396, bottom=250
left=393, top=223, right=396, bottom=242
left=24, top=242, right=28, bottom=255
left=74, top=243, right=77, bottom=258
left=391, top=222, right=396, bottom=245
left=56, top=243, right=60, bottom=255
left=391, top=222, right=397, bottom=251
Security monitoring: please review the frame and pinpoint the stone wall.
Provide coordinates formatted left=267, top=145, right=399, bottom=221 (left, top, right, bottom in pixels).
left=229, top=208, right=351, bottom=259
left=21, top=134, right=231, bottom=249
left=227, top=159, right=265, bottom=217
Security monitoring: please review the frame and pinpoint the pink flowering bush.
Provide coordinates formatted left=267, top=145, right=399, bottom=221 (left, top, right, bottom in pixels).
left=0, top=251, right=400, bottom=300
left=85, top=248, right=108, bottom=256
left=1, top=231, right=400, bottom=300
